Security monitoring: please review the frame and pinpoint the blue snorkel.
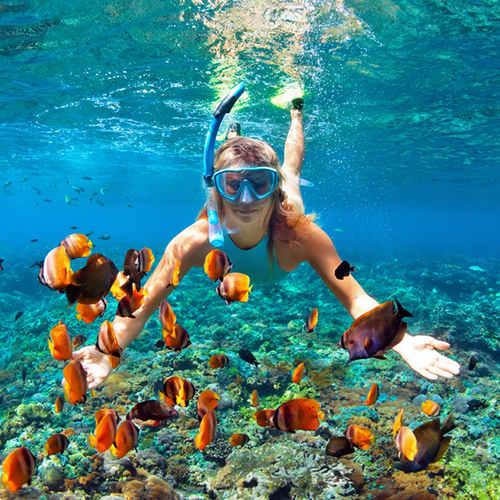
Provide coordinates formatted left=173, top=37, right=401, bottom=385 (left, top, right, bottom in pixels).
left=203, top=82, right=245, bottom=248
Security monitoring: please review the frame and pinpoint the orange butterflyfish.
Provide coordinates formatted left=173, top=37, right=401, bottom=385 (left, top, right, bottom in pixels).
left=96, top=320, right=122, bottom=369
left=366, top=383, right=380, bottom=406
left=76, top=299, right=107, bottom=324
left=161, top=376, right=196, bottom=408
left=292, top=363, right=304, bottom=384
left=345, top=425, right=375, bottom=450
left=48, top=319, right=73, bottom=361
left=393, top=409, right=404, bottom=437
left=72, top=334, right=87, bottom=349
left=254, top=409, right=276, bottom=428
left=209, top=353, right=229, bottom=369
left=169, top=259, right=181, bottom=287
left=110, top=271, right=129, bottom=301
left=89, top=409, right=119, bottom=453
left=64, top=254, right=119, bottom=307
left=63, top=359, right=88, bottom=405
left=54, top=396, right=64, bottom=414
left=116, top=288, right=148, bottom=318
left=1, top=447, right=36, bottom=492
left=204, top=249, right=234, bottom=282
left=111, top=420, right=139, bottom=458
left=44, top=433, right=69, bottom=456
left=273, top=398, right=325, bottom=432
left=251, top=389, right=259, bottom=407
left=422, top=400, right=441, bottom=417
left=229, top=433, right=249, bottom=447
left=136, top=247, right=155, bottom=273
left=215, top=272, right=253, bottom=305
left=395, top=426, right=418, bottom=461
left=60, top=233, right=93, bottom=259
left=194, top=410, right=217, bottom=451
left=38, top=245, right=73, bottom=291
left=304, top=308, right=318, bottom=333
left=197, top=390, right=220, bottom=421
left=159, top=299, right=176, bottom=335
left=163, top=324, right=191, bottom=352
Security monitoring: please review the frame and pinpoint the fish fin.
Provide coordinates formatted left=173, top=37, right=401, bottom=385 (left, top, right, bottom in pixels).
left=394, top=298, right=413, bottom=318
left=364, top=336, right=372, bottom=352
left=433, top=436, right=452, bottom=463
left=48, top=338, right=53, bottom=354
left=64, top=284, right=81, bottom=306
left=76, top=313, right=83, bottom=322
left=440, top=412, right=457, bottom=435
left=297, top=177, right=314, bottom=187
left=91, top=389, right=96, bottom=398
left=248, top=284, right=253, bottom=294
left=110, top=444, right=117, bottom=457
left=194, top=433, right=202, bottom=449
left=373, top=354, right=388, bottom=360
left=318, top=411, right=325, bottom=421
left=152, top=420, right=161, bottom=427
left=89, top=434, right=97, bottom=449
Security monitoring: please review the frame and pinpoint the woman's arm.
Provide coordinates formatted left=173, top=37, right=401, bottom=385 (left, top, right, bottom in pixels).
left=73, top=219, right=212, bottom=388
left=300, top=223, right=460, bottom=379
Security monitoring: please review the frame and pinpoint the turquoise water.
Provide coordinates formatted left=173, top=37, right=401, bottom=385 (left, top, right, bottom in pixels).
left=1, top=1, right=500, bottom=499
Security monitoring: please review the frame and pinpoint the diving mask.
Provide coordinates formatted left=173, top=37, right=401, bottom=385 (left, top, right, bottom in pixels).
left=213, top=167, right=279, bottom=202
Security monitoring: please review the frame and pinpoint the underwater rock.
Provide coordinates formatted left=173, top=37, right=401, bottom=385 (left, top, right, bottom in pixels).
left=201, top=440, right=357, bottom=499
left=200, top=434, right=233, bottom=466
left=135, top=448, right=168, bottom=473
left=451, top=396, right=469, bottom=414
left=16, top=402, right=51, bottom=420
left=40, top=462, right=66, bottom=491
left=116, top=474, right=179, bottom=500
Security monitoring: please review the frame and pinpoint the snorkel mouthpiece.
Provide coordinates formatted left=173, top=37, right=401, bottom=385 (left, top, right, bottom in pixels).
left=203, top=82, right=245, bottom=248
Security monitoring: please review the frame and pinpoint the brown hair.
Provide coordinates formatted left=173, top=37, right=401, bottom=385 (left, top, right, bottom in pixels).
left=197, top=137, right=314, bottom=261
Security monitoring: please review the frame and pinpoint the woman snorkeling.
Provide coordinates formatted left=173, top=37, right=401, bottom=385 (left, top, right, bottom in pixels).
left=74, top=96, right=460, bottom=389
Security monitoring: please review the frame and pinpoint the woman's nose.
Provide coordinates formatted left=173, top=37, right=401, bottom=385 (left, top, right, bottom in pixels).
left=239, top=182, right=255, bottom=204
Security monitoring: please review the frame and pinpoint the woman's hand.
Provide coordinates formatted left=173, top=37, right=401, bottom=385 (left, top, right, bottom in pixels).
left=392, top=333, right=461, bottom=380
left=72, top=346, right=112, bottom=389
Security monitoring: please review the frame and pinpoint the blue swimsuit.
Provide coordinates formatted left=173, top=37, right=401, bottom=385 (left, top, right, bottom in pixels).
left=222, top=233, right=290, bottom=285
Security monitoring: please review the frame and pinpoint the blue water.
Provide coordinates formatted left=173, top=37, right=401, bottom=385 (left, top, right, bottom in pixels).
left=1, top=1, right=500, bottom=497
left=2, top=0, right=499, bottom=264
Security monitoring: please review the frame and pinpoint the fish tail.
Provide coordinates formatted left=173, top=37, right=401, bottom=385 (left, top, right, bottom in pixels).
left=248, top=284, right=253, bottom=294
left=394, top=298, right=413, bottom=318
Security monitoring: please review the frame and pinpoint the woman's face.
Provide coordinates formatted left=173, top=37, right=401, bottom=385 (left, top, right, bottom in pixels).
left=216, top=165, right=278, bottom=227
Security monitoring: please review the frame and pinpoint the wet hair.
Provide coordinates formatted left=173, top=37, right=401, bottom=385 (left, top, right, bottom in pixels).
left=197, top=137, right=314, bottom=261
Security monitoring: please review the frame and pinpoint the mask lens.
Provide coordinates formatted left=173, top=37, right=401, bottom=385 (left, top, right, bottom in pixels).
left=221, top=172, right=243, bottom=197
left=244, top=170, right=275, bottom=196
left=214, top=168, right=278, bottom=201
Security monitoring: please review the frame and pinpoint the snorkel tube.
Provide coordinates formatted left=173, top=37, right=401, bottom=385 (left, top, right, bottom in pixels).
left=203, top=82, right=245, bottom=248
